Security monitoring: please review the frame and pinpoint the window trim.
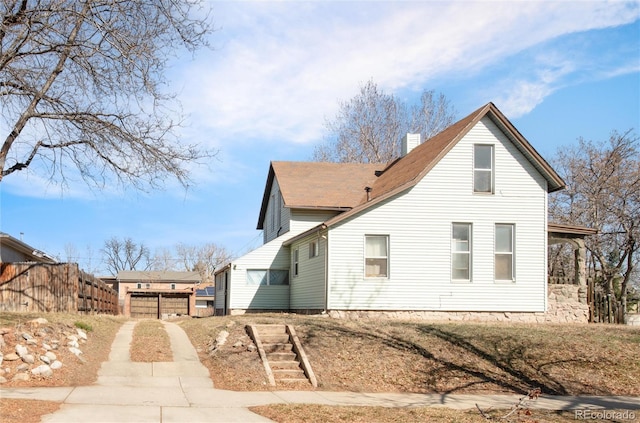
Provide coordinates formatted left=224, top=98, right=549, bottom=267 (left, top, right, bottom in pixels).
left=170, top=283, right=176, bottom=290
left=495, top=223, right=515, bottom=282
left=473, top=144, right=494, bottom=194
left=451, top=222, right=472, bottom=282
left=364, top=234, right=389, bottom=279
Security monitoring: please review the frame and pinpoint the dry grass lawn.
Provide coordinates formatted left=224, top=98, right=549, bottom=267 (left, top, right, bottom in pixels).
left=129, top=319, right=173, bottom=362
left=249, top=404, right=601, bottom=423
left=179, top=313, right=640, bottom=395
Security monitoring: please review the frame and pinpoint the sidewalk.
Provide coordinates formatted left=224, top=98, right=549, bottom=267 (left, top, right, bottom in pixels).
left=1, top=320, right=639, bottom=422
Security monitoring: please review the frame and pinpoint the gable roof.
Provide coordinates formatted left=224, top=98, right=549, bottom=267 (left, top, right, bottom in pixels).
left=257, top=161, right=383, bottom=229
left=321, top=102, right=565, bottom=228
left=0, top=232, right=57, bottom=264
left=262, top=102, right=565, bottom=235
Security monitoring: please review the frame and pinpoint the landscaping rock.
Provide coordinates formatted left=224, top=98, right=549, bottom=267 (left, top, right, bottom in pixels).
left=68, top=340, right=79, bottom=348
left=0, top=327, right=11, bottom=335
left=15, top=344, right=29, bottom=357
left=40, top=355, right=51, bottom=364
left=50, top=360, right=63, bottom=370
left=42, top=343, right=52, bottom=351
left=26, top=339, right=38, bottom=346
left=31, top=365, right=53, bottom=378
left=21, top=332, right=34, bottom=341
left=45, top=351, right=57, bottom=361
left=21, top=354, right=35, bottom=364
left=247, top=344, right=257, bottom=353
left=0, top=353, right=3, bottom=366
left=29, top=318, right=48, bottom=325
left=76, top=329, right=88, bottom=340
left=0, top=376, right=7, bottom=384
left=12, top=372, right=29, bottom=381
left=69, top=347, right=83, bottom=357
left=16, top=363, right=29, bottom=372
left=3, top=353, right=19, bottom=361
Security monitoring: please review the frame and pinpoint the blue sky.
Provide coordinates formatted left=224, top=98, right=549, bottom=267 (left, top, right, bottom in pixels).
left=1, top=1, right=639, bottom=275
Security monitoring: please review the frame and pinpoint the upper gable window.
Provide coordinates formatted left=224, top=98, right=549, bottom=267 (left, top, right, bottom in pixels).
left=474, top=144, right=494, bottom=194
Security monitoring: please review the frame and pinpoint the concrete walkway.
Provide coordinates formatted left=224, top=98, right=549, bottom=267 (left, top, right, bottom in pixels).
left=1, top=320, right=640, bottom=422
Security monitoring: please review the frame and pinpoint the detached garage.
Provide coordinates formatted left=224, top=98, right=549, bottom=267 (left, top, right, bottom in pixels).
left=126, top=288, right=196, bottom=318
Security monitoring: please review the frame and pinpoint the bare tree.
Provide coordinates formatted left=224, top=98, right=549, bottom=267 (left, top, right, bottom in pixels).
left=313, top=80, right=456, bottom=163
left=149, top=247, right=177, bottom=272
left=0, top=0, right=215, bottom=190
left=102, top=237, right=150, bottom=276
left=175, top=242, right=232, bottom=283
left=549, top=130, right=639, bottom=315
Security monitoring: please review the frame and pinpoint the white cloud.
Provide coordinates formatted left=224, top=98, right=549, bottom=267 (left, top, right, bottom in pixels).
left=176, top=1, right=639, bottom=146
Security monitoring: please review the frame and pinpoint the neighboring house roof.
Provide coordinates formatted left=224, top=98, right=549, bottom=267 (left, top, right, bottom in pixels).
left=0, top=232, right=57, bottom=264
left=257, top=162, right=384, bottom=229
left=196, top=286, right=215, bottom=297
left=116, top=271, right=201, bottom=282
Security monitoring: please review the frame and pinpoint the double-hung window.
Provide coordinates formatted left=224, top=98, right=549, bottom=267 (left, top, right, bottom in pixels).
left=309, top=239, right=319, bottom=258
left=452, top=223, right=471, bottom=281
left=293, top=248, right=299, bottom=277
left=495, top=224, right=515, bottom=281
left=474, top=144, right=494, bottom=193
left=365, top=235, right=389, bottom=278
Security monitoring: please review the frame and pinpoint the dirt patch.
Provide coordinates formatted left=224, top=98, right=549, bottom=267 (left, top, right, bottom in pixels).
left=179, top=314, right=640, bottom=395
left=129, top=319, right=173, bottom=362
left=0, top=399, right=62, bottom=423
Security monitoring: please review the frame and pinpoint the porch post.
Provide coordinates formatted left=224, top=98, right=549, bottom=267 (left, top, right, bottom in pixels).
left=574, top=238, right=588, bottom=304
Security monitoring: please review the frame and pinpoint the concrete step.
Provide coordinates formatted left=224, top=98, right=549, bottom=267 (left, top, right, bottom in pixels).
left=267, top=352, right=297, bottom=361
left=254, top=324, right=287, bottom=335
left=270, top=360, right=302, bottom=370
left=278, top=377, right=311, bottom=384
left=262, top=343, right=293, bottom=353
left=273, top=369, right=306, bottom=379
left=260, top=334, right=290, bottom=344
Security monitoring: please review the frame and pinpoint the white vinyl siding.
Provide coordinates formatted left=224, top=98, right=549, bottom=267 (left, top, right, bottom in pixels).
left=290, top=233, right=327, bottom=310
left=326, top=116, right=548, bottom=312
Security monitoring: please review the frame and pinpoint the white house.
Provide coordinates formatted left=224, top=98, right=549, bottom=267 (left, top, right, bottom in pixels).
left=215, top=102, right=581, bottom=321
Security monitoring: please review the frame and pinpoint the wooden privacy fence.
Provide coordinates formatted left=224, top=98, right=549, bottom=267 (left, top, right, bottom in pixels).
left=588, top=278, right=624, bottom=324
left=0, top=262, right=118, bottom=315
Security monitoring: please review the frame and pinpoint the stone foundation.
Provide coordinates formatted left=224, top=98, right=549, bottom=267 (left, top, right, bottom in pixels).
left=230, top=284, right=590, bottom=324
left=327, top=284, right=589, bottom=324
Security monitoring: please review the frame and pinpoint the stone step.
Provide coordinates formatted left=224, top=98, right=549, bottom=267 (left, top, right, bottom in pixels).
left=262, top=343, right=293, bottom=353
left=260, top=334, right=290, bottom=344
left=267, top=352, right=297, bottom=361
left=273, top=369, right=306, bottom=379
left=270, top=360, right=301, bottom=370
